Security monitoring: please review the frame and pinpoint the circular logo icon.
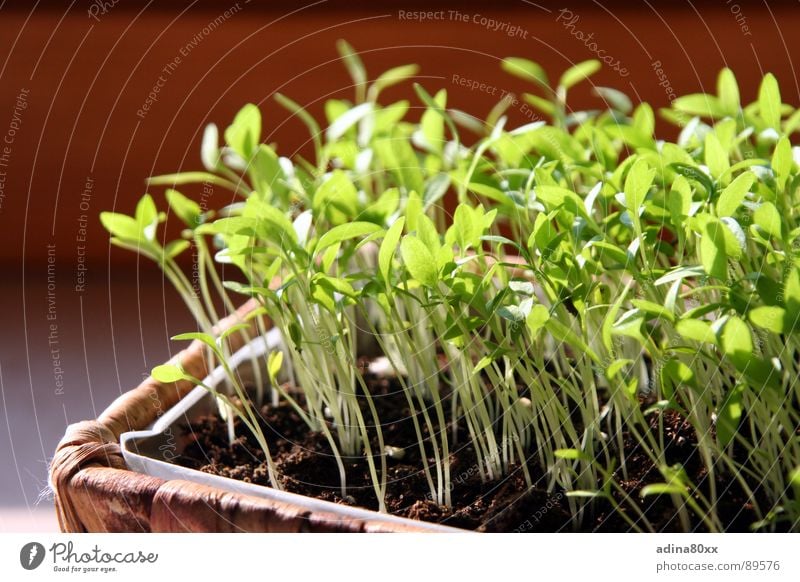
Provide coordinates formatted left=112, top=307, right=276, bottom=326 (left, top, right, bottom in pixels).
left=20, top=542, right=45, bottom=570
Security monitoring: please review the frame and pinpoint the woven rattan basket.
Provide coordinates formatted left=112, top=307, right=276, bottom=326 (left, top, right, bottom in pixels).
left=48, top=300, right=437, bottom=533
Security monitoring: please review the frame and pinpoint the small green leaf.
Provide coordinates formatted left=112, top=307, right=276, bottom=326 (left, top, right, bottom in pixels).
left=758, top=73, right=781, bottom=129
left=166, top=189, right=201, bottom=228
left=717, top=384, right=745, bottom=447
left=371, top=64, right=419, bottom=96
left=267, top=350, right=283, bottom=382
left=676, top=319, right=716, bottom=344
left=672, top=93, right=725, bottom=118
left=502, top=57, right=549, bottom=88
left=753, top=201, right=783, bottom=239
left=400, top=235, right=438, bottom=287
left=631, top=299, right=674, bottom=322
left=379, top=218, right=405, bottom=285
left=559, top=60, right=601, bottom=90
left=100, top=212, right=140, bottom=241
left=700, top=218, right=729, bottom=280
left=313, top=170, right=358, bottom=225
left=165, top=240, right=190, bottom=259
left=152, top=364, right=185, bottom=383
left=721, top=316, right=753, bottom=369
left=526, top=304, right=550, bottom=336
left=419, top=89, right=447, bottom=153
left=772, top=136, right=792, bottom=191
left=172, top=331, right=223, bottom=360
left=704, top=132, right=729, bottom=179
left=716, top=172, right=754, bottom=217
left=717, top=68, right=740, bottom=115
left=336, top=39, right=367, bottom=97
left=315, top=222, right=383, bottom=254
left=224, top=103, right=261, bottom=160
left=135, top=194, right=159, bottom=241
left=749, top=305, right=787, bottom=334
left=554, top=448, right=590, bottom=461
left=624, top=158, right=655, bottom=219
left=641, top=483, right=685, bottom=497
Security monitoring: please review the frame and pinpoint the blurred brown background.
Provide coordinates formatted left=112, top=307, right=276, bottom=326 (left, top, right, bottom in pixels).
left=0, top=0, right=798, bottom=529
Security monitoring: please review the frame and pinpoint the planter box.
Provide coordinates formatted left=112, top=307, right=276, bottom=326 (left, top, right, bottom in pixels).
left=49, top=302, right=462, bottom=533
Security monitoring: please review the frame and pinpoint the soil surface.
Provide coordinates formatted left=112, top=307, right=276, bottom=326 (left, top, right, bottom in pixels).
left=175, top=361, right=774, bottom=532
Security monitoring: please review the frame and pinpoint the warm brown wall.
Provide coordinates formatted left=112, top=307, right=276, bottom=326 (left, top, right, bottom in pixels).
left=1, top=0, right=798, bottom=269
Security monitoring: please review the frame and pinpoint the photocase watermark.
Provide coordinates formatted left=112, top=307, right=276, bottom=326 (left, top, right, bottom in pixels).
left=651, top=60, right=677, bottom=104
left=726, top=0, right=752, bottom=37
left=137, top=2, right=245, bottom=119
left=46, top=244, right=65, bottom=397
left=147, top=375, right=178, bottom=462
left=513, top=491, right=565, bottom=532
left=75, top=175, right=94, bottom=294
left=398, top=9, right=529, bottom=39
left=20, top=541, right=158, bottom=574
left=87, top=0, right=121, bottom=22
left=555, top=8, right=629, bottom=77
left=20, top=542, right=46, bottom=570
left=190, top=179, right=215, bottom=298
left=0, top=87, right=30, bottom=214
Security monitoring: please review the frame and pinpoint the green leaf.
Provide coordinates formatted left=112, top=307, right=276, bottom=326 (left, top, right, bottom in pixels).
left=669, top=163, right=716, bottom=199
left=336, top=39, right=367, bottom=96
left=313, top=170, right=358, bottom=225
left=704, top=132, right=729, bottom=179
left=526, top=304, right=550, bottom=336
left=371, top=64, right=419, bottom=96
left=717, top=68, right=740, bottom=115
left=641, top=483, right=685, bottom=497
left=419, top=89, right=446, bottom=153
left=624, top=158, right=655, bottom=218
left=700, top=218, right=729, bottom=280
left=224, top=103, right=261, bottom=160
left=676, top=319, right=715, bottom=344
left=400, top=235, right=438, bottom=287
left=135, top=194, right=159, bottom=241
left=753, top=201, right=783, bottom=239
left=772, top=136, right=792, bottom=191
left=594, top=86, right=632, bottom=113
left=758, top=73, right=781, bottom=129
left=721, top=316, right=753, bottom=369
left=631, top=299, right=674, bottom=322
left=379, top=217, right=405, bottom=285
left=717, top=384, right=744, bottom=447
left=667, top=174, right=692, bottom=225
left=559, top=60, right=601, bottom=90
left=672, top=93, right=725, bottom=118
left=267, top=351, right=283, bottom=382
left=749, top=305, right=787, bottom=334
left=502, top=57, right=549, bottom=88
left=100, top=212, right=140, bottom=241
left=716, top=172, right=754, bottom=217
left=554, top=448, right=590, bottom=461
left=315, top=221, right=383, bottom=254
left=274, top=93, right=321, bottom=151
left=165, top=240, right=190, bottom=259
left=171, top=331, right=223, bottom=360
left=165, top=189, right=201, bottom=228
left=151, top=364, right=185, bottom=383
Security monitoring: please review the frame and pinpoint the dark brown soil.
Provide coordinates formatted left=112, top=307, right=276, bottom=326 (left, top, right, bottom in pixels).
left=174, top=363, right=775, bottom=532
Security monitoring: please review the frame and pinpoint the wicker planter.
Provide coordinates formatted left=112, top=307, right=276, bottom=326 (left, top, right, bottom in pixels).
left=48, top=300, right=456, bottom=533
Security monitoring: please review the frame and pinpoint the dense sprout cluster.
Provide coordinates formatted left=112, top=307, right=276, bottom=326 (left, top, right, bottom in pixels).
left=104, top=42, right=800, bottom=531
